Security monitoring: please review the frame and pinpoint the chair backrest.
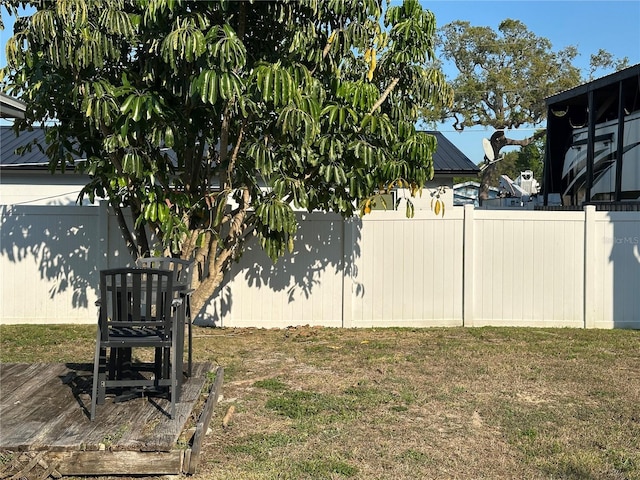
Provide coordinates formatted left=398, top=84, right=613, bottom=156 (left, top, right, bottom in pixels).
left=135, top=257, right=194, bottom=291
left=99, top=268, right=174, bottom=337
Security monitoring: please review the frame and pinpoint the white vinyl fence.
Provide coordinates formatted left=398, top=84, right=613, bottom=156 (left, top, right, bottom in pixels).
left=1, top=203, right=639, bottom=328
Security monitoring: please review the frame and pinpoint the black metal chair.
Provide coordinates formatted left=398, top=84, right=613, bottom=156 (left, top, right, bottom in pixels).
left=90, top=268, right=183, bottom=421
left=135, top=257, right=195, bottom=376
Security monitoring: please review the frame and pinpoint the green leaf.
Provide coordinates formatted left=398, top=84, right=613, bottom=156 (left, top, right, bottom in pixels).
left=196, top=232, right=207, bottom=249
left=214, top=192, right=228, bottom=226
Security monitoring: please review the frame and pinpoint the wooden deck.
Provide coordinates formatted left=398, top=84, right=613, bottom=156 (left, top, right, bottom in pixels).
left=0, top=362, right=223, bottom=477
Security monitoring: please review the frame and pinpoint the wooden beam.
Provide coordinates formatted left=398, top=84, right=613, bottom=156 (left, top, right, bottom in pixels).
left=185, top=367, right=224, bottom=474
left=48, top=450, right=183, bottom=476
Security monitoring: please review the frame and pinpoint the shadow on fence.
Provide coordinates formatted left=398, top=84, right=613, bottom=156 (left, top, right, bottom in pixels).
left=0, top=204, right=99, bottom=311
left=197, top=213, right=363, bottom=327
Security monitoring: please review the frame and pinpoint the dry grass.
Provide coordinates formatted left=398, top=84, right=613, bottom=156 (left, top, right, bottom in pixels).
left=2, top=325, right=640, bottom=479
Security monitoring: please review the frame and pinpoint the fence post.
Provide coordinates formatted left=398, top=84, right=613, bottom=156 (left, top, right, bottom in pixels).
left=463, top=204, right=475, bottom=327
left=583, top=205, right=596, bottom=328
left=342, top=217, right=354, bottom=328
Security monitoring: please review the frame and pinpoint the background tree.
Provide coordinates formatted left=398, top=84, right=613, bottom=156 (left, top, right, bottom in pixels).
left=588, top=48, right=629, bottom=80
left=478, top=132, right=545, bottom=190
left=436, top=19, right=582, bottom=203
left=2, top=0, right=452, bottom=317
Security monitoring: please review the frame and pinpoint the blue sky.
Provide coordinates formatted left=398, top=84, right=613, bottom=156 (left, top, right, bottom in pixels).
left=2, top=1, right=639, bottom=164
left=425, top=0, right=640, bottom=163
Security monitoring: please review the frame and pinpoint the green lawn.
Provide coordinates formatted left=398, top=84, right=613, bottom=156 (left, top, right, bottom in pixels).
left=2, top=324, right=639, bottom=479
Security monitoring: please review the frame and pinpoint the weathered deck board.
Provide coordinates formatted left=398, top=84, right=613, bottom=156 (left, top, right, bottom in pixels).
left=0, top=362, right=216, bottom=450
left=187, top=365, right=224, bottom=474
left=49, top=450, right=184, bottom=476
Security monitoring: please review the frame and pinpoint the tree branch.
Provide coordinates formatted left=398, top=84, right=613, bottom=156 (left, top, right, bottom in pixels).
left=311, top=29, right=340, bottom=75
left=226, top=119, right=246, bottom=190
left=109, top=199, right=139, bottom=260
left=452, top=113, right=464, bottom=131
left=369, top=77, right=399, bottom=115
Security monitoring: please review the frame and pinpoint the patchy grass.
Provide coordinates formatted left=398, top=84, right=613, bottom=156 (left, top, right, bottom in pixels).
left=0, top=325, right=94, bottom=363
left=2, top=325, right=640, bottom=479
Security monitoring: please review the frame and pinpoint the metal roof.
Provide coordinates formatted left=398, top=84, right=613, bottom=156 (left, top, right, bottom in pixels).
left=545, top=63, right=640, bottom=106
left=424, top=131, right=480, bottom=175
left=1, top=127, right=480, bottom=175
left=0, top=127, right=51, bottom=167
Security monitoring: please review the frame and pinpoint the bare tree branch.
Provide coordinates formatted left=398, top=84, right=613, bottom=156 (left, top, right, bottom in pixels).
left=370, top=77, right=399, bottom=115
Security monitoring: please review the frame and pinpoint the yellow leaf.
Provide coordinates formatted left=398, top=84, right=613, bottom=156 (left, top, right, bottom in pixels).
left=434, top=199, right=441, bottom=216
left=363, top=198, right=372, bottom=215
left=366, top=50, right=376, bottom=81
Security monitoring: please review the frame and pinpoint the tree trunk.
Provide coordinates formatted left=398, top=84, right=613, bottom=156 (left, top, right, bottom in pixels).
left=111, top=201, right=140, bottom=261
left=478, top=130, right=546, bottom=204
left=186, top=189, right=252, bottom=319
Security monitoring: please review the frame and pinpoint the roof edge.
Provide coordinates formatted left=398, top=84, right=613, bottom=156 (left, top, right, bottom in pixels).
left=545, top=63, right=640, bottom=105
left=0, top=93, right=27, bottom=119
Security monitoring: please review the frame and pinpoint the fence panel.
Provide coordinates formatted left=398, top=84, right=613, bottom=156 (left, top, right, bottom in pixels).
left=1, top=203, right=638, bottom=329
left=589, top=210, right=640, bottom=328
left=349, top=210, right=464, bottom=328
left=0, top=205, right=101, bottom=324
left=471, top=209, right=585, bottom=328
left=201, top=212, right=346, bottom=328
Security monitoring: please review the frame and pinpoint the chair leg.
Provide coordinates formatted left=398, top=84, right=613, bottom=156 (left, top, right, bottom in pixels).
left=97, top=348, right=107, bottom=405
left=170, top=337, right=178, bottom=419
left=108, top=347, right=117, bottom=380
left=186, top=296, right=193, bottom=377
left=176, top=302, right=185, bottom=386
left=155, top=346, right=164, bottom=380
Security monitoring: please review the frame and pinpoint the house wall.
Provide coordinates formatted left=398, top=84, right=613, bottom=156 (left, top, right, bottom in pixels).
left=396, top=178, right=455, bottom=212
left=1, top=203, right=639, bottom=329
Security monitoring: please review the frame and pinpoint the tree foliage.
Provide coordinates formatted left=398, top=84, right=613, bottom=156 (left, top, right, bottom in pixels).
left=588, top=49, right=629, bottom=80
left=438, top=19, right=581, bottom=132
left=2, top=0, right=452, bottom=316
left=436, top=19, right=582, bottom=201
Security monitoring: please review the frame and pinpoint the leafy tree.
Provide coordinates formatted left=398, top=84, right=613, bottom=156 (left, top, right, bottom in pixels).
left=436, top=19, right=582, bottom=202
left=2, top=0, right=452, bottom=316
left=588, top=49, right=629, bottom=80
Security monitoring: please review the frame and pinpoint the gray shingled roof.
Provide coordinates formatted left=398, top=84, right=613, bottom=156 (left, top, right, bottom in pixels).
left=1, top=127, right=479, bottom=174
